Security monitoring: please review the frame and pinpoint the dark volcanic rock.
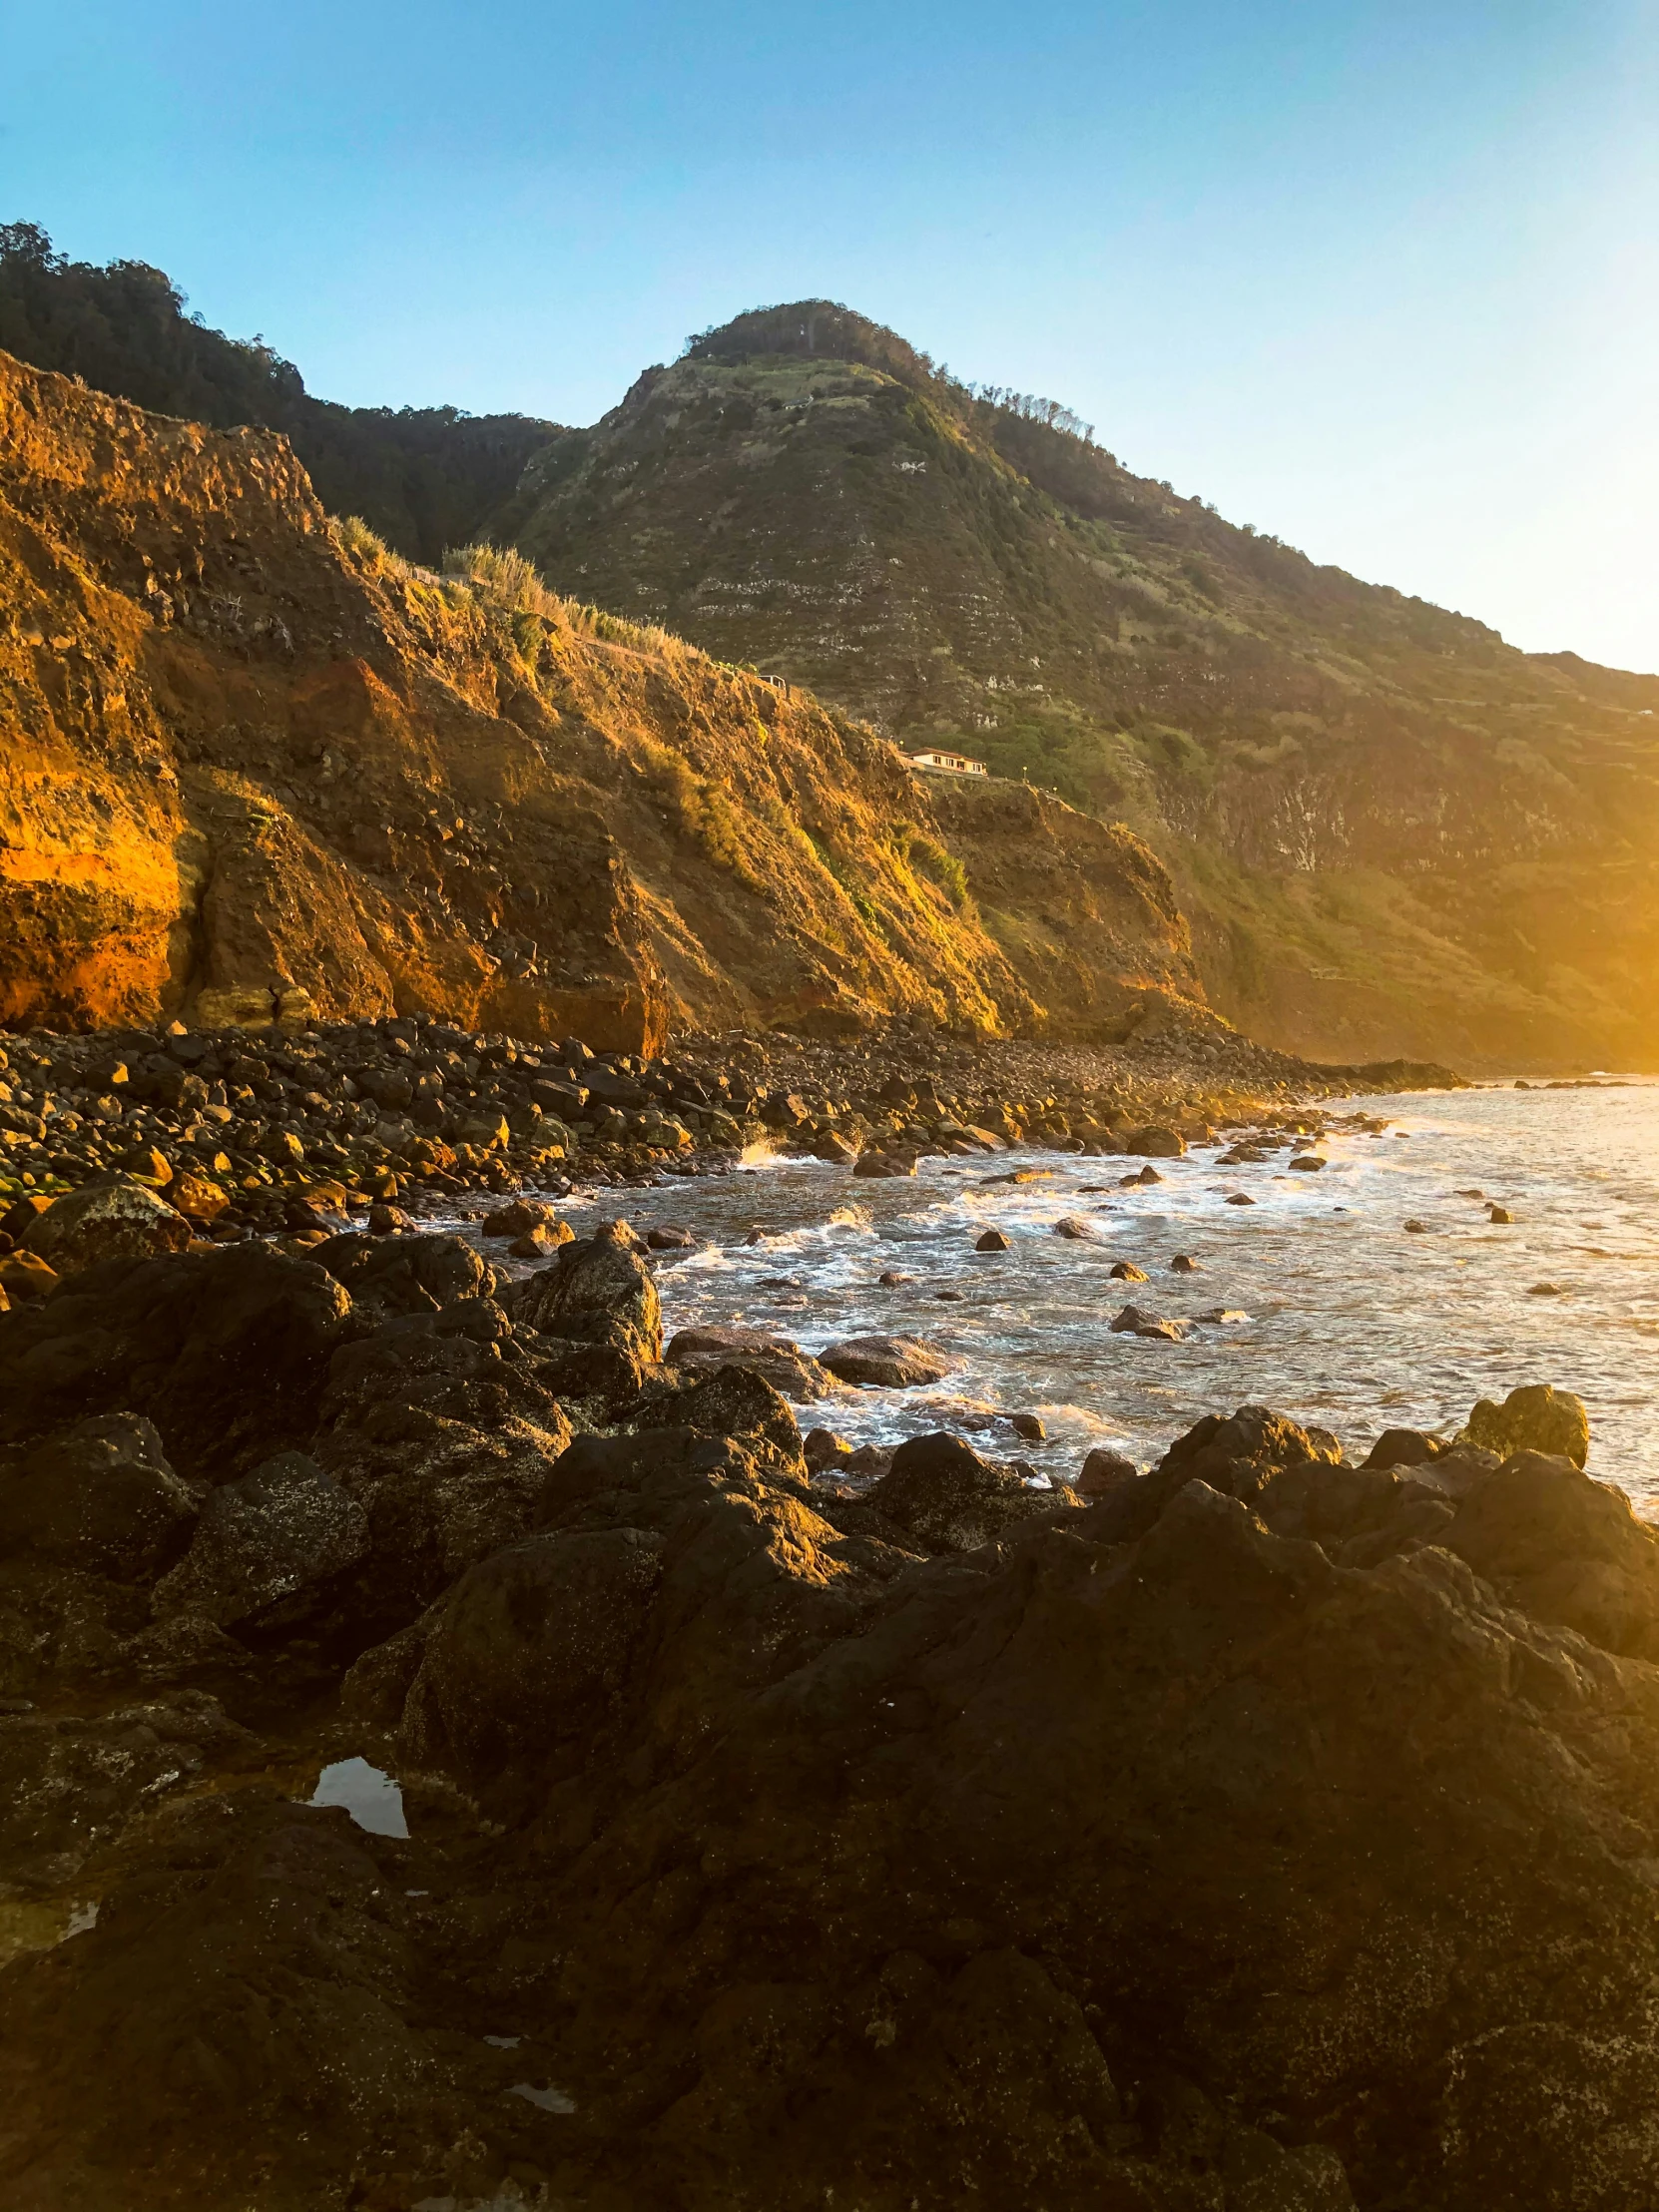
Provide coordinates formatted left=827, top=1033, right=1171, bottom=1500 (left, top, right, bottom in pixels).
left=0, top=1413, right=199, bottom=1580
left=867, top=1431, right=1065, bottom=1553
left=9, top=1179, right=1659, bottom=2212
left=666, top=1325, right=835, bottom=1403
left=505, top=1220, right=662, bottom=1368
left=819, top=1335, right=954, bottom=1387
left=152, top=1451, right=369, bottom=1630
left=0, top=1242, right=354, bottom=1482
left=312, top=1230, right=496, bottom=1321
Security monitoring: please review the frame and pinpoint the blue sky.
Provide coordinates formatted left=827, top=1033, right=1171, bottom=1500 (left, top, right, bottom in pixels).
left=5, top=1, right=1656, bottom=670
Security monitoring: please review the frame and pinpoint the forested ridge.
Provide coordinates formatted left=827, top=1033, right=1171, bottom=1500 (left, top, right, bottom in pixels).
left=0, top=223, right=558, bottom=564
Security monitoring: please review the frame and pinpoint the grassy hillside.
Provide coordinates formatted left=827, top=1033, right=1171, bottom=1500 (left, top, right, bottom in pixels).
left=505, top=302, right=1659, bottom=1070
left=0, top=344, right=1209, bottom=1047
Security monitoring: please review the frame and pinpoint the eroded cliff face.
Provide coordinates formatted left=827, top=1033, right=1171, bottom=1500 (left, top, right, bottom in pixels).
left=506, top=310, right=1659, bottom=1071
left=0, top=350, right=1200, bottom=1048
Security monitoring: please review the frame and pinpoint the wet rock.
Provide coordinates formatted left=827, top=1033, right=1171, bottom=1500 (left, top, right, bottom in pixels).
left=1288, top=1154, right=1327, bottom=1172
left=167, top=1173, right=230, bottom=1228
left=365, top=1203, right=411, bottom=1235
left=843, top=1442, right=893, bottom=1478
left=508, top=1221, right=570, bottom=1258
left=1489, top=1204, right=1514, bottom=1224
left=1109, top=1260, right=1149, bottom=1281
left=867, top=1432, right=1063, bottom=1553
left=313, top=1230, right=495, bottom=1322
left=0, top=1243, right=354, bottom=1482
left=1170, top=1253, right=1201, bottom=1272
left=506, top=1221, right=662, bottom=1368
left=853, top=1150, right=919, bottom=1179
left=152, top=1451, right=370, bottom=1630
left=803, top=1426, right=852, bottom=1471
left=819, top=1335, right=954, bottom=1387
left=1226, top=1192, right=1256, bottom=1206
left=974, top=1229, right=1011, bottom=1252
left=666, top=1326, right=834, bottom=1403
left=1, top=1193, right=56, bottom=1242
left=647, top=1225, right=697, bottom=1250
left=1109, top=1304, right=1186, bottom=1341
left=21, top=1179, right=191, bottom=1278
left=0, top=1250, right=58, bottom=1303
left=1461, top=1383, right=1589, bottom=1469
left=1362, top=1427, right=1443, bottom=1471
left=1127, top=1126, right=1186, bottom=1157
left=480, top=1198, right=564, bottom=1240
left=1007, top=1412, right=1046, bottom=1441
left=1052, top=1215, right=1092, bottom=1239
left=1077, top=1444, right=1139, bottom=1496
left=0, top=1413, right=200, bottom=1580
left=877, top=1269, right=911, bottom=1286
left=1403, top=1218, right=1430, bottom=1233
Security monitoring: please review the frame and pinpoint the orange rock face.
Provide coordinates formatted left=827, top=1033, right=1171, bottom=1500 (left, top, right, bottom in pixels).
left=0, top=349, right=1201, bottom=1046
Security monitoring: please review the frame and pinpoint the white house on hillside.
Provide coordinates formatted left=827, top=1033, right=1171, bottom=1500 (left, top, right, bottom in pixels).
left=907, top=750, right=988, bottom=777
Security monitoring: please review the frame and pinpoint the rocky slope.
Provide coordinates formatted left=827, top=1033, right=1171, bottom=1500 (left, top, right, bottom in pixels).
left=0, top=345, right=1205, bottom=1051
left=504, top=302, right=1659, bottom=1071
left=0, top=1179, right=1651, bottom=2209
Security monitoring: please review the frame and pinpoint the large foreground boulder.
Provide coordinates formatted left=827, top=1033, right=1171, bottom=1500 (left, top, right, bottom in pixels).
left=1461, top=1382, right=1590, bottom=1468
left=22, top=1179, right=191, bottom=1277
left=506, top=1221, right=662, bottom=1368
left=0, top=1412, right=200, bottom=1580
left=0, top=1242, right=355, bottom=1481
left=153, top=1452, right=370, bottom=1629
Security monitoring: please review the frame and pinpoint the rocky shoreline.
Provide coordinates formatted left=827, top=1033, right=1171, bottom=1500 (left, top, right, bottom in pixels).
left=0, top=1011, right=1459, bottom=1293
left=13, top=1016, right=1654, bottom=2212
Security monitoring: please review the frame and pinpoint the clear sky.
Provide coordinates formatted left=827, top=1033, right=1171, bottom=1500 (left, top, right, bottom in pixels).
left=6, top=1, right=1656, bottom=671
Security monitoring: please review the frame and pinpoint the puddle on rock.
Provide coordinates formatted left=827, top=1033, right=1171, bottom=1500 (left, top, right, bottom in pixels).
left=508, top=2081, right=577, bottom=2112
left=306, top=1756, right=409, bottom=1838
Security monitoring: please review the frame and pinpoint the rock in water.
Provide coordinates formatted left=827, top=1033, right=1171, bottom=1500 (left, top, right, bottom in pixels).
left=1127, top=1126, right=1186, bottom=1156
left=818, top=1335, right=955, bottom=1387
left=1077, top=1443, right=1139, bottom=1495
left=21, top=1178, right=190, bottom=1276
left=152, top=1451, right=370, bottom=1628
left=1461, top=1382, right=1590, bottom=1469
left=665, top=1325, right=835, bottom=1402
left=853, top=1150, right=918, bottom=1179
left=975, top=1228, right=1011, bottom=1252
left=1110, top=1304, right=1187, bottom=1341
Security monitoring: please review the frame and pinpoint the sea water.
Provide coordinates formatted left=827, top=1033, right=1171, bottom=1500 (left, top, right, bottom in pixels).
left=529, top=1086, right=1659, bottom=1505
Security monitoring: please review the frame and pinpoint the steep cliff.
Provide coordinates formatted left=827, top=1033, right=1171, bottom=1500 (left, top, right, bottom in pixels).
left=0, top=349, right=1200, bottom=1048
left=506, top=302, right=1659, bottom=1070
